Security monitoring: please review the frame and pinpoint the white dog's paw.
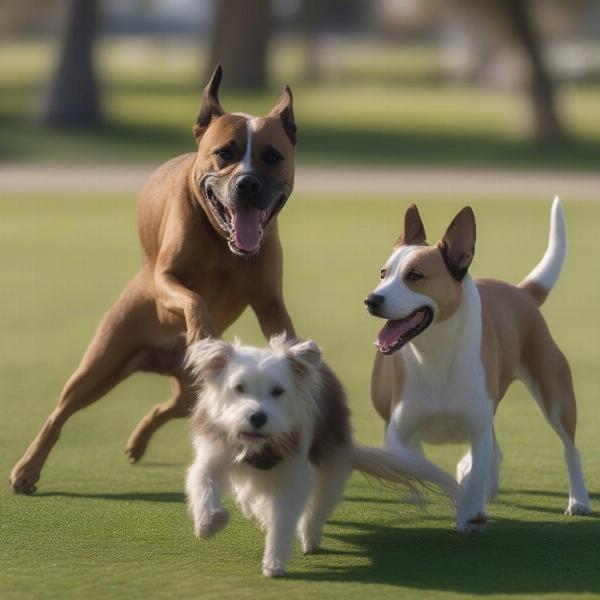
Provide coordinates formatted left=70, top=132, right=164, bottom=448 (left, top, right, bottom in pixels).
left=300, top=537, right=321, bottom=555
left=195, top=507, right=230, bottom=538
left=456, top=513, right=487, bottom=534
left=565, top=500, right=592, bottom=516
left=262, top=565, right=286, bottom=578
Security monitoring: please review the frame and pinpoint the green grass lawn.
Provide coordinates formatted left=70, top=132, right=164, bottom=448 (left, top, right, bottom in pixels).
left=1, top=38, right=600, bottom=169
left=1, top=193, right=599, bottom=599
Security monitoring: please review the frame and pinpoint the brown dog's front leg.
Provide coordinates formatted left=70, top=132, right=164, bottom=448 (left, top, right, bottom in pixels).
left=254, top=299, right=296, bottom=341
left=155, top=271, right=216, bottom=344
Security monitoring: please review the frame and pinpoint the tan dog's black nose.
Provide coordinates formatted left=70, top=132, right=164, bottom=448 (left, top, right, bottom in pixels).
left=364, top=294, right=384, bottom=314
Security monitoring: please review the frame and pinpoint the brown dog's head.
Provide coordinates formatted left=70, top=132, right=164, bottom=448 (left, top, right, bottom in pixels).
left=364, top=204, right=476, bottom=354
left=192, top=65, right=296, bottom=256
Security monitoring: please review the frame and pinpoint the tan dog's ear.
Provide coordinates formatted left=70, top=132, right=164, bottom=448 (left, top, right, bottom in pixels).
left=438, top=207, right=476, bottom=281
left=185, top=337, right=232, bottom=380
left=398, top=204, right=426, bottom=246
left=268, top=85, right=297, bottom=146
left=193, top=64, right=225, bottom=142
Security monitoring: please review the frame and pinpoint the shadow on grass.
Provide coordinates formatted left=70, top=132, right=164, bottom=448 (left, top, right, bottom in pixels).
left=290, top=517, right=600, bottom=594
left=37, top=490, right=185, bottom=503
left=2, top=112, right=600, bottom=170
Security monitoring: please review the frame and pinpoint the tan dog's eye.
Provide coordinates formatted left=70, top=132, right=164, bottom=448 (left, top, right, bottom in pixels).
left=272, top=386, right=284, bottom=397
left=380, top=269, right=387, bottom=280
left=405, top=270, right=424, bottom=282
left=215, top=148, right=233, bottom=162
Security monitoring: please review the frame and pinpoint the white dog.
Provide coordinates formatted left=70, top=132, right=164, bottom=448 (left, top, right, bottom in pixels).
left=366, top=198, right=591, bottom=533
left=184, top=335, right=458, bottom=577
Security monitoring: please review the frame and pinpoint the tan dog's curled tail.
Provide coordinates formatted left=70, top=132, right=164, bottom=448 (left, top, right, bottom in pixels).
left=518, top=196, right=566, bottom=306
left=351, top=444, right=460, bottom=503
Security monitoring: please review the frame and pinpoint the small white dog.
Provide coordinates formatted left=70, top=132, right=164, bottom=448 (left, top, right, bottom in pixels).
left=184, top=335, right=458, bottom=577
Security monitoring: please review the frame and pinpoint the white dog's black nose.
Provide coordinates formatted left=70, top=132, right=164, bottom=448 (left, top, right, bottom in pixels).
left=364, top=294, right=384, bottom=314
left=249, top=411, right=267, bottom=429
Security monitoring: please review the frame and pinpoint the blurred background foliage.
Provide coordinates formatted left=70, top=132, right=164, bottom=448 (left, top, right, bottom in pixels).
left=1, top=0, right=600, bottom=169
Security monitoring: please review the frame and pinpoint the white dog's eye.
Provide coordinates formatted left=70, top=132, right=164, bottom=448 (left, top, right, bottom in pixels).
left=380, top=268, right=387, bottom=280
left=272, top=386, right=284, bottom=397
left=234, top=383, right=245, bottom=394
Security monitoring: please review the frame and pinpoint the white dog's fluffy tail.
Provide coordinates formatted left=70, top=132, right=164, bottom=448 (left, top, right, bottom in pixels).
left=351, top=444, right=459, bottom=502
left=518, top=196, right=567, bottom=306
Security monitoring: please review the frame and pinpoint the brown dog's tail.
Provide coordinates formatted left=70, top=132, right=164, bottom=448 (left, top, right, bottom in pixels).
left=351, top=444, right=460, bottom=503
left=518, top=196, right=567, bottom=307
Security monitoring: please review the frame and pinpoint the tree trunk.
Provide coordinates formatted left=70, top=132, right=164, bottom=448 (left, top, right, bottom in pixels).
left=501, top=0, right=565, bottom=142
left=208, top=0, right=272, bottom=91
left=40, top=0, right=102, bottom=127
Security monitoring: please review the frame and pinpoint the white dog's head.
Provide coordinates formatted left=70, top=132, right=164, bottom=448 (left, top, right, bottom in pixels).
left=365, top=204, right=476, bottom=355
left=185, top=335, right=321, bottom=464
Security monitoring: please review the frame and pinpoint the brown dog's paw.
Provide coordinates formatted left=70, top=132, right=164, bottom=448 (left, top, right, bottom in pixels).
left=9, top=465, right=39, bottom=495
left=124, top=441, right=146, bottom=464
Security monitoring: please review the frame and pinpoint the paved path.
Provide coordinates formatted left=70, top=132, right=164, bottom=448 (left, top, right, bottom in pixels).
left=1, top=163, right=598, bottom=200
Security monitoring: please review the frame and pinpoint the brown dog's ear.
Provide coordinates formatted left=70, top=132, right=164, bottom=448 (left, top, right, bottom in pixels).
left=193, top=64, right=225, bottom=143
left=438, top=207, right=476, bottom=281
left=267, top=85, right=297, bottom=146
left=185, top=337, right=232, bottom=380
left=398, top=204, right=426, bottom=246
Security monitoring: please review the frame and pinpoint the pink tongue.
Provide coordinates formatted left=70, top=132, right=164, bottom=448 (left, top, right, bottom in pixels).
left=378, top=312, right=423, bottom=349
left=232, top=206, right=263, bottom=252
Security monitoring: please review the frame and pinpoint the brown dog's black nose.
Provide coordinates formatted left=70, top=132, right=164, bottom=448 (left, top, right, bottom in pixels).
left=364, top=294, right=384, bottom=314
left=236, top=173, right=262, bottom=201
left=249, top=411, right=267, bottom=429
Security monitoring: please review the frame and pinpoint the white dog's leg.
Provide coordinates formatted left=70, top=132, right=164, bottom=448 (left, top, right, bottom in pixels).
left=298, top=447, right=352, bottom=554
left=262, top=462, right=311, bottom=577
left=456, top=425, right=494, bottom=533
left=186, top=435, right=231, bottom=539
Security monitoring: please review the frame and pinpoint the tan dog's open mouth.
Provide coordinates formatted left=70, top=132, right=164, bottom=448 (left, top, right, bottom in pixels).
left=376, top=307, right=433, bottom=354
left=206, top=186, right=285, bottom=256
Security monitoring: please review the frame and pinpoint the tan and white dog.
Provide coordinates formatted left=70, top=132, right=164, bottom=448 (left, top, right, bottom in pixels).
left=365, top=198, right=591, bottom=532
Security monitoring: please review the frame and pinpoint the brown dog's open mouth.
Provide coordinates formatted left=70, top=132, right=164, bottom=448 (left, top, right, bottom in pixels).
left=206, top=187, right=284, bottom=256
left=376, top=307, right=433, bottom=355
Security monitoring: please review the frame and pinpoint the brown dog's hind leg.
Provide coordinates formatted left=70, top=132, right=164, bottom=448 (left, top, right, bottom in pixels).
left=125, top=376, right=196, bottom=463
left=9, top=280, right=153, bottom=494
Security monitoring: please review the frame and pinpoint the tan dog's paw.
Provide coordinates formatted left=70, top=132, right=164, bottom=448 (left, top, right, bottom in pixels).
left=124, top=438, right=148, bottom=464
left=9, top=463, right=39, bottom=495
left=195, top=507, right=230, bottom=538
left=565, top=501, right=592, bottom=516
left=457, top=513, right=487, bottom=533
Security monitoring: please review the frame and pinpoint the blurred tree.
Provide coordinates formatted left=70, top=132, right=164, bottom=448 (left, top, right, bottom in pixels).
left=501, top=0, right=565, bottom=142
left=208, top=0, right=272, bottom=90
left=40, top=0, right=102, bottom=127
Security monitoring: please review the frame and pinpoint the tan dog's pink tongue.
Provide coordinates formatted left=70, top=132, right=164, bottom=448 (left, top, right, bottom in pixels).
left=378, top=313, right=422, bottom=348
left=232, top=206, right=262, bottom=252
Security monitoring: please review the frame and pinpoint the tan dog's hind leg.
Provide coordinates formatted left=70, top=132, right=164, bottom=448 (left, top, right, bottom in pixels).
left=9, top=279, right=153, bottom=494
left=125, top=376, right=196, bottom=463
left=518, top=337, right=591, bottom=516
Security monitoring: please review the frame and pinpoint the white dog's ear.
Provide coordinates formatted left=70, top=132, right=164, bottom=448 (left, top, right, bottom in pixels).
left=185, top=338, right=232, bottom=380
left=286, top=340, right=322, bottom=377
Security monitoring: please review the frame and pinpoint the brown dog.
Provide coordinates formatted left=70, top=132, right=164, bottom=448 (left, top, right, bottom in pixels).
left=10, top=66, right=298, bottom=494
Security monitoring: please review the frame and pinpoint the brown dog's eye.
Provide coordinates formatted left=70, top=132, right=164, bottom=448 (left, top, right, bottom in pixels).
left=272, top=386, right=284, bottom=397
left=263, top=148, right=283, bottom=166
left=234, top=383, right=245, bottom=394
left=215, top=148, right=233, bottom=161
left=405, top=270, right=424, bottom=282
left=380, top=269, right=387, bottom=280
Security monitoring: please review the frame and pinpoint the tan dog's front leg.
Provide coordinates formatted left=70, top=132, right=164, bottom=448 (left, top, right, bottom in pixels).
left=155, top=270, right=216, bottom=344
left=255, top=299, right=296, bottom=340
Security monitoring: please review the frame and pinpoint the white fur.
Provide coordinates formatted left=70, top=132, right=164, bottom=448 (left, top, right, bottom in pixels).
left=523, top=196, right=566, bottom=291
left=232, top=112, right=259, bottom=171
left=185, top=336, right=459, bottom=577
